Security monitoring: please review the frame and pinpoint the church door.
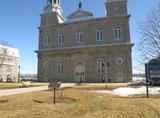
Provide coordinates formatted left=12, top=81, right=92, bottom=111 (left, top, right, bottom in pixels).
left=116, top=71, right=124, bottom=82
left=75, top=61, right=85, bottom=83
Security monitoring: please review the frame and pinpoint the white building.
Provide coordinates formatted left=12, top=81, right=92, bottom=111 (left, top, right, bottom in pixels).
left=0, top=44, right=19, bottom=82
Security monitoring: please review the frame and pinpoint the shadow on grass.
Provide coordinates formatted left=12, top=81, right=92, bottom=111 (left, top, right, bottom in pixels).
left=33, top=100, right=44, bottom=103
left=0, top=100, right=8, bottom=103
left=32, top=97, right=77, bottom=104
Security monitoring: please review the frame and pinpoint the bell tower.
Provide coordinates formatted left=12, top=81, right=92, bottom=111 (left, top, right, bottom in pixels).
left=105, top=0, right=128, bottom=17
left=40, top=0, right=64, bottom=26
left=44, top=0, right=62, bottom=15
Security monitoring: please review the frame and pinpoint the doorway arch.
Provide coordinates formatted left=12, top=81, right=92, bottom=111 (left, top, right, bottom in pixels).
left=74, top=60, right=85, bottom=83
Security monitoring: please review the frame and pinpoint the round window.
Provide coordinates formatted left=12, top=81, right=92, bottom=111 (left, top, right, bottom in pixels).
left=43, top=61, right=48, bottom=67
left=116, top=58, right=123, bottom=65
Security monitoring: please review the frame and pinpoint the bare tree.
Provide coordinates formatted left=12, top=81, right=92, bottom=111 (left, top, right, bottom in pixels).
left=138, top=3, right=160, bottom=63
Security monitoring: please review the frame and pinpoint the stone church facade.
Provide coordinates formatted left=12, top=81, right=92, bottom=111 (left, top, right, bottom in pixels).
left=36, top=0, right=133, bottom=83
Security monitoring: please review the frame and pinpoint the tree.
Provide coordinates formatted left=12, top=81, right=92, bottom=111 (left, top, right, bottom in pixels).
left=138, top=3, right=160, bottom=63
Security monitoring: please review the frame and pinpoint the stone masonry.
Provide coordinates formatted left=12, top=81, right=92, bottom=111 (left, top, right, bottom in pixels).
left=36, top=0, right=133, bottom=83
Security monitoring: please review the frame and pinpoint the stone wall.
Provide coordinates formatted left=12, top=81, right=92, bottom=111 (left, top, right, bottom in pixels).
left=37, top=45, right=132, bottom=83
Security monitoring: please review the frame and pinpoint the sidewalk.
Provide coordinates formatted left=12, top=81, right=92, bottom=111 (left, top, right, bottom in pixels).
left=0, top=83, right=75, bottom=97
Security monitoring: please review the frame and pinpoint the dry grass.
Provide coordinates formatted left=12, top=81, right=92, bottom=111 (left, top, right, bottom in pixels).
left=75, top=83, right=129, bottom=90
left=0, top=85, right=160, bottom=118
left=0, top=82, right=48, bottom=89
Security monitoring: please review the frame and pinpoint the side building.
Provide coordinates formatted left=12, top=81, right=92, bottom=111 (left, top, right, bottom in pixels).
left=36, top=0, right=133, bottom=83
left=0, top=44, right=19, bottom=82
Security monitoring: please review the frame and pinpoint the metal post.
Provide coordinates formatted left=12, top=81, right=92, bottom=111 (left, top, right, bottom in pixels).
left=18, top=65, right=20, bottom=83
left=53, top=88, right=56, bottom=104
left=145, top=63, right=149, bottom=98
left=107, top=62, right=110, bottom=83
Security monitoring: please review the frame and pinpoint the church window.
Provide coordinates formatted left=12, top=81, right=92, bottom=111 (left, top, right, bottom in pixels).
left=43, top=60, right=48, bottom=67
left=116, top=57, right=123, bottom=65
left=48, top=0, right=52, bottom=5
left=114, top=26, right=122, bottom=40
left=96, top=29, right=103, bottom=41
left=57, top=62, right=63, bottom=74
left=76, top=32, right=83, bottom=44
left=58, top=33, right=64, bottom=47
left=44, top=35, right=49, bottom=48
left=114, top=7, right=120, bottom=16
left=97, top=59, right=105, bottom=74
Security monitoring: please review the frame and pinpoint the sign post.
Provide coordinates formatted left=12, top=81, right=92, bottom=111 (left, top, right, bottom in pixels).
left=53, top=88, right=56, bottom=104
left=48, top=82, right=61, bottom=104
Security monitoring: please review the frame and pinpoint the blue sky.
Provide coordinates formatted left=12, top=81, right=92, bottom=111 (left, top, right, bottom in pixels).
left=0, top=0, right=159, bottom=74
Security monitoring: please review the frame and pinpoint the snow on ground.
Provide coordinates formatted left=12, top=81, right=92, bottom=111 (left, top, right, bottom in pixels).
left=92, top=86, right=160, bottom=97
left=132, top=77, right=145, bottom=82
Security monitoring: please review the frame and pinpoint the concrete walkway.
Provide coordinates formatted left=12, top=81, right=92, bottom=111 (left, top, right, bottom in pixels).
left=0, top=83, right=75, bottom=97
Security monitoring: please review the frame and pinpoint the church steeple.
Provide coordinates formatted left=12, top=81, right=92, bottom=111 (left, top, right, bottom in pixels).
left=44, top=0, right=62, bottom=15
left=105, top=0, right=128, bottom=17
left=41, top=0, right=64, bottom=26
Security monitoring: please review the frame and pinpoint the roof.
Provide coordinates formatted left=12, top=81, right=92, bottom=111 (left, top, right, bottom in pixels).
left=0, top=44, right=19, bottom=57
left=67, top=8, right=93, bottom=22
left=105, top=0, right=127, bottom=3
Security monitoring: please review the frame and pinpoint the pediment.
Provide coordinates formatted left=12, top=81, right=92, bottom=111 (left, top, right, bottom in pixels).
left=68, top=9, right=93, bottom=19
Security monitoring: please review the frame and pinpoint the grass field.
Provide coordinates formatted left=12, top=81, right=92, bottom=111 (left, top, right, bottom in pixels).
left=0, top=84, right=160, bottom=118
left=0, top=82, right=48, bottom=90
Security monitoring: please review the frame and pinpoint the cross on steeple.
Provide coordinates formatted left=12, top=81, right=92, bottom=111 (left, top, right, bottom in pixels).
left=79, top=1, right=82, bottom=9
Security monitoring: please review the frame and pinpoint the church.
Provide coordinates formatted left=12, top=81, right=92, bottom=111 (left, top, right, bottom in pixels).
left=35, top=0, right=133, bottom=83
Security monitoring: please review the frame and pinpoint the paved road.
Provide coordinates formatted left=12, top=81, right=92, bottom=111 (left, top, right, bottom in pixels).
left=0, top=83, right=75, bottom=97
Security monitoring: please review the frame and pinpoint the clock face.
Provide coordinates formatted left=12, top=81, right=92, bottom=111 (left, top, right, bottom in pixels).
left=116, top=58, right=123, bottom=65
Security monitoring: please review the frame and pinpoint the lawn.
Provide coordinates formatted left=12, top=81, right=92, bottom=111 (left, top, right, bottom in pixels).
left=0, top=84, right=160, bottom=118
left=0, top=82, right=48, bottom=90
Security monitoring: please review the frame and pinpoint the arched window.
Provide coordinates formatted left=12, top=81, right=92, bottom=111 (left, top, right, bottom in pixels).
left=57, top=62, right=63, bottom=74
left=44, top=35, right=49, bottom=48
left=114, top=26, right=122, bottom=40
left=97, top=59, right=105, bottom=74
left=58, top=33, right=64, bottom=47
left=54, top=0, right=56, bottom=4
left=48, top=0, right=53, bottom=5
left=114, top=7, right=120, bottom=16
left=116, top=70, right=124, bottom=82
left=96, top=28, right=103, bottom=41
left=58, top=0, right=60, bottom=4
left=76, top=32, right=83, bottom=44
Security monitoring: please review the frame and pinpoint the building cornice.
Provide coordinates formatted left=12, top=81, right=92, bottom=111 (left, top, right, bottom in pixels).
left=38, top=14, right=131, bottom=29
left=35, top=43, right=134, bottom=53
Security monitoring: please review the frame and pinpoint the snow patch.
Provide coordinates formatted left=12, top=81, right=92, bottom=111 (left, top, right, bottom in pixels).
left=92, top=87, right=160, bottom=97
